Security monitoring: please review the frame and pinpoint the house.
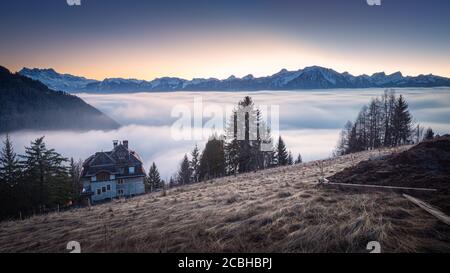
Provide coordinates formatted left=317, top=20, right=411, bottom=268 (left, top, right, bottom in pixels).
left=81, top=140, right=146, bottom=203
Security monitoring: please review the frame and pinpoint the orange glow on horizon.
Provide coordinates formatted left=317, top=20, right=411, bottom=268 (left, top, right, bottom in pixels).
left=3, top=30, right=449, bottom=80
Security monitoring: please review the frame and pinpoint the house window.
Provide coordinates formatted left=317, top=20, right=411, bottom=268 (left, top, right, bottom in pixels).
left=117, top=179, right=124, bottom=185
left=107, top=184, right=111, bottom=191
left=97, top=189, right=101, bottom=195
left=129, top=167, right=135, bottom=174
left=102, top=186, right=106, bottom=193
left=117, top=189, right=124, bottom=196
left=91, top=176, right=97, bottom=182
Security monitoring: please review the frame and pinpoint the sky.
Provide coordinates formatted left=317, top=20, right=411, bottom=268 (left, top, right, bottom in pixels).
left=0, top=0, right=449, bottom=80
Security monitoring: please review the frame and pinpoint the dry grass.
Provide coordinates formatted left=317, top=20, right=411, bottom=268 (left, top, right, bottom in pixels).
left=0, top=146, right=449, bottom=253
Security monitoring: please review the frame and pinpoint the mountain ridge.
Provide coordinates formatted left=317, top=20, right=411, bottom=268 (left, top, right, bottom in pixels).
left=0, top=66, right=120, bottom=133
left=19, top=66, right=450, bottom=93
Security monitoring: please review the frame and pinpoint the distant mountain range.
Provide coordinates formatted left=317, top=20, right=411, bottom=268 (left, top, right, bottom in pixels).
left=19, top=66, right=450, bottom=93
left=0, top=66, right=120, bottom=133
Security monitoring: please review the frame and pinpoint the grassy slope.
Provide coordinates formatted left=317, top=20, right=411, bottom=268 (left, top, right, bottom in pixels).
left=1, top=146, right=449, bottom=253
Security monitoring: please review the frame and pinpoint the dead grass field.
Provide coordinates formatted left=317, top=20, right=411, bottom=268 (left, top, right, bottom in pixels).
left=1, top=146, right=449, bottom=253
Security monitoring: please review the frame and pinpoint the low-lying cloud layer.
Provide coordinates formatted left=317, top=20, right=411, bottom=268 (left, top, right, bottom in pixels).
left=2, top=88, right=449, bottom=178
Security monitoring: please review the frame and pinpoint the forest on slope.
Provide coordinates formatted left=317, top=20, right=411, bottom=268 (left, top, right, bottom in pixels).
left=0, top=66, right=119, bottom=133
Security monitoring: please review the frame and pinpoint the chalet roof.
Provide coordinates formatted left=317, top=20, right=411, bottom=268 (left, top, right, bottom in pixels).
left=81, top=141, right=145, bottom=178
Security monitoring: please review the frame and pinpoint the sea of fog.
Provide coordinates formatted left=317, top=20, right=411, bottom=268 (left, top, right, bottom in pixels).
left=3, top=88, right=450, bottom=179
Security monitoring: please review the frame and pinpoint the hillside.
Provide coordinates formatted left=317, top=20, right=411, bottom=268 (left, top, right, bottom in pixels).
left=0, top=66, right=120, bottom=132
left=19, top=66, right=450, bottom=93
left=330, top=136, right=450, bottom=215
left=0, top=145, right=449, bottom=253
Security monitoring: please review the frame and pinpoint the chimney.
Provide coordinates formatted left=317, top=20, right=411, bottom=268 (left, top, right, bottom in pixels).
left=113, top=140, right=118, bottom=148
left=123, top=140, right=129, bottom=149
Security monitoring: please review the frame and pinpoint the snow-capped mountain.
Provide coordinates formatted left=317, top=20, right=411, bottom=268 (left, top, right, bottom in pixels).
left=19, top=68, right=98, bottom=92
left=18, top=66, right=450, bottom=93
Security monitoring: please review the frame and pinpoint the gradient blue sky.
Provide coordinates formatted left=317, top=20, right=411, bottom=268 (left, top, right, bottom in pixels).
left=0, top=0, right=449, bottom=80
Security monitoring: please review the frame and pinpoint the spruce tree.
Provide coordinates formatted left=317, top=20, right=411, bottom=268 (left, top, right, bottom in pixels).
left=148, top=162, right=161, bottom=191
left=224, top=96, right=271, bottom=174
left=199, top=136, right=225, bottom=181
left=0, top=135, right=21, bottom=188
left=287, top=151, right=293, bottom=165
left=190, top=145, right=200, bottom=183
left=177, top=154, right=192, bottom=185
left=21, top=136, right=70, bottom=209
left=393, top=95, right=412, bottom=145
left=276, top=136, right=289, bottom=166
left=0, top=135, right=22, bottom=219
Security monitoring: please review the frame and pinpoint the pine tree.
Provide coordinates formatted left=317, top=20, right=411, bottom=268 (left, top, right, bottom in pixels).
left=276, top=136, right=289, bottom=166
left=177, top=154, right=192, bottom=185
left=190, top=145, right=200, bottom=183
left=147, top=162, right=161, bottom=192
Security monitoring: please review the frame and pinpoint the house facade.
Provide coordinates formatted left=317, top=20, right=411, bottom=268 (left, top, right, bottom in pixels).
left=81, top=140, right=146, bottom=203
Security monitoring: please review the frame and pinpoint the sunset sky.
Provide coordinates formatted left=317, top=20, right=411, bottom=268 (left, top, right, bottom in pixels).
left=0, top=0, right=449, bottom=80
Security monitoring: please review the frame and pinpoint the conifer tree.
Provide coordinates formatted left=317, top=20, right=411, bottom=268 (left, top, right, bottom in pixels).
left=21, top=136, right=70, bottom=209
left=199, top=136, right=225, bottom=181
left=147, top=162, right=161, bottom=191
left=392, top=95, right=412, bottom=145
left=276, top=136, right=289, bottom=166
left=0, top=135, right=22, bottom=219
left=295, top=153, right=303, bottom=164
left=0, top=135, right=21, bottom=188
left=177, top=154, right=192, bottom=185
left=424, top=128, right=435, bottom=140
left=190, top=145, right=200, bottom=183
left=287, top=151, right=294, bottom=165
